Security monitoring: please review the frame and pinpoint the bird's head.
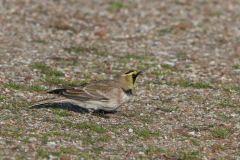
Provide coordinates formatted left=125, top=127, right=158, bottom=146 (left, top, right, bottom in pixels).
left=114, top=69, right=143, bottom=90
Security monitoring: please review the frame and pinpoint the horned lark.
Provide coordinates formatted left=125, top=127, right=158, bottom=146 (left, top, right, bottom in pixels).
left=30, top=69, right=143, bottom=111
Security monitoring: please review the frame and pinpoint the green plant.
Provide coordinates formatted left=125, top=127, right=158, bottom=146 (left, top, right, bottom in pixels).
left=35, top=39, right=47, bottom=44
left=209, top=11, right=221, bottom=17
left=109, top=1, right=125, bottom=12
left=31, top=63, right=64, bottom=77
left=190, top=139, right=199, bottom=146
left=210, top=128, right=230, bottom=139
left=159, top=28, right=174, bottom=36
left=0, top=95, right=8, bottom=101
left=161, top=64, right=172, bottom=70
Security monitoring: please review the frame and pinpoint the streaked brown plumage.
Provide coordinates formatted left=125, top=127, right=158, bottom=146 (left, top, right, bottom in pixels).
left=30, top=69, right=143, bottom=111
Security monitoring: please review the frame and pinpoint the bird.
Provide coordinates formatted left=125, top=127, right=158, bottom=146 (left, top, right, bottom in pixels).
left=30, top=69, right=143, bottom=112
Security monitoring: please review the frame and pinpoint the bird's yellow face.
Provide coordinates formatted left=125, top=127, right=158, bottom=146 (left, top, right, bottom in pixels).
left=124, top=70, right=140, bottom=86
left=115, top=70, right=143, bottom=90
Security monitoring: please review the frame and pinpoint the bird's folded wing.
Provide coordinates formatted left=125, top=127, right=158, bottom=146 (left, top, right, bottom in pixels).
left=59, top=84, right=115, bottom=101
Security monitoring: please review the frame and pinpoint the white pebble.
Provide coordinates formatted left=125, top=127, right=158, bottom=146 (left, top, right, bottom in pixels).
left=139, top=151, right=145, bottom=155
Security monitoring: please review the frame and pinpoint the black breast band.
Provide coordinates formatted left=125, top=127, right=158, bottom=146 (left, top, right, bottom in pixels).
left=122, top=89, right=133, bottom=96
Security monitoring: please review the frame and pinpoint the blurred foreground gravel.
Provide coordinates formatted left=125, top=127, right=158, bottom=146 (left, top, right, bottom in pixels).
left=0, top=0, right=240, bottom=159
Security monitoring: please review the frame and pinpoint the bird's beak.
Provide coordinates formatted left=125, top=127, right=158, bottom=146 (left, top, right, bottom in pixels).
left=136, top=71, right=143, bottom=76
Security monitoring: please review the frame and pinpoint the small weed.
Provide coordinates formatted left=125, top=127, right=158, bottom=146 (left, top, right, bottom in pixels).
left=196, top=24, right=204, bottom=28
left=190, top=139, right=199, bottom=146
left=42, top=134, right=49, bottom=143
left=215, top=112, right=231, bottom=120
left=187, top=124, right=217, bottom=132
left=98, top=136, right=110, bottom=142
left=178, top=150, right=199, bottom=160
left=133, top=99, right=143, bottom=103
left=137, top=129, right=150, bottom=139
left=80, top=152, right=90, bottom=158
left=51, top=22, right=75, bottom=31
left=232, top=65, right=239, bottom=69
left=140, top=117, right=154, bottom=124
left=138, top=64, right=152, bottom=72
left=168, top=133, right=175, bottom=139
left=0, top=95, right=8, bottom=101
left=159, top=99, right=169, bottom=103
left=47, top=69, right=64, bottom=77
left=22, top=138, right=31, bottom=143
left=99, top=52, right=108, bottom=57
left=37, top=147, right=85, bottom=158
left=5, top=140, right=12, bottom=144
left=135, top=128, right=161, bottom=140
left=83, top=137, right=96, bottom=145
left=159, top=28, right=174, bottom=36
left=32, top=63, right=50, bottom=70
left=180, top=26, right=186, bottom=30
left=161, top=64, right=172, bottom=70
left=223, top=84, right=240, bottom=93
left=51, top=108, right=72, bottom=117
left=209, top=11, right=221, bottom=17
left=38, top=149, right=50, bottom=158
left=211, top=144, right=226, bottom=151
left=185, top=64, right=193, bottom=69
left=187, top=126, right=208, bottom=132
left=16, top=155, right=25, bottom=160
left=4, top=81, right=46, bottom=92
left=109, top=1, right=125, bottom=12
left=35, top=39, right=47, bottom=44
left=176, top=51, right=187, bottom=60
left=129, top=135, right=137, bottom=141
left=92, top=147, right=102, bottom=154
left=219, top=103, right=239, bottom=108
left=31, top=63, right=64, bottom=77
left=4, top=81, right=21, bottom=90
left=53, top=119, right=106, bottom=134
left=48, top=131, right=66, bottom=137
left=208, top=124, right=218, bottom=128
left=154, top=147, right=164, bottom=153
left=58, top=147, right=78, bottom=154
left=75, top=123, right=106, bottom=133
left=45, top=77, right=87, bottom=87
left=64, top=46, right=88, bottom=54
left=210, top=128, right=230, bottom=139
left=145, top=146, right=164, bottom=154
left=151, top=70, right=168, bottom=76
left=12, top=131, right=21, bottom=138
left=174, top=1, right=186, bottom=5
left=163, top=80, right=212, bottom=89
left=55, top=118, right=65, bottom=124
left=26, top=84, right=47, bottom=92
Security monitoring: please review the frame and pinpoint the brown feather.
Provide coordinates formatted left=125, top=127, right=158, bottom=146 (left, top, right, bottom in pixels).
left=30, top=97, right=67, bottom=107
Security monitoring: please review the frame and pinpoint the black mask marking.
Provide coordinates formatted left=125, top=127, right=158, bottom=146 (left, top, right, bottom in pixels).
left=132, top=74, right=137, bottom=84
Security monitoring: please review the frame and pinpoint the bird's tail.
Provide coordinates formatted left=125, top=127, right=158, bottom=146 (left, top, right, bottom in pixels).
left=29, top=97, right=67, bottom=108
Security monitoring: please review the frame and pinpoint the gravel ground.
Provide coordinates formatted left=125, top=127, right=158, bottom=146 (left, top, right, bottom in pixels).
left=0, top=0, right=240, bottom=159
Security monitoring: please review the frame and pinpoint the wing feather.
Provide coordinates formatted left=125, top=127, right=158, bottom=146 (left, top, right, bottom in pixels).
left=47, top=81, right=117, bottom=102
